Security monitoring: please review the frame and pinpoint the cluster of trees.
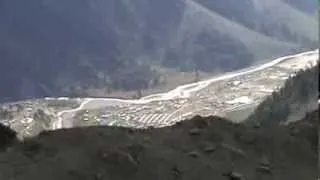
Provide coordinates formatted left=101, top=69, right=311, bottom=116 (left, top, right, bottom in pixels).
left=64, top=63, right=161, bottom=98
left=0, top=123, right=16, bottom=150
left=46, top=100, right=80, bottom=109
left=247, top=63, right=318, bottom=124
left=33, top=109, right=52, bottom=128
left=0, top=108, right=13, bottom=120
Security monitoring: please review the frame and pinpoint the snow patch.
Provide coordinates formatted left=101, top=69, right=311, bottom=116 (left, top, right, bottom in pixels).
left=268, top=75, right=279, bottom=79
left=259, top=88, right=274, bottom=93
left=22, top=118, right=33, bottom=124
left=58, top=97, right=70, bottom=100
left=232, top=81, right=241, bottom=86
left=226, top=96, right=253, bottom=105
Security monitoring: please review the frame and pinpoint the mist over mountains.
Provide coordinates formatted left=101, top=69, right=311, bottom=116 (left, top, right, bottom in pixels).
left=0, top=0, right=317, bottom=102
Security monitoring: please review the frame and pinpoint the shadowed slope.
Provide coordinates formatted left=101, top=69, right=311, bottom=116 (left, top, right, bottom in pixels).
left=0, top=111, right=317, bottom=180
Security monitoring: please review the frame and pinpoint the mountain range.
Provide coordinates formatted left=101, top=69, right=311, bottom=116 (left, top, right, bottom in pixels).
left=0, top=0, right=318, bottom=101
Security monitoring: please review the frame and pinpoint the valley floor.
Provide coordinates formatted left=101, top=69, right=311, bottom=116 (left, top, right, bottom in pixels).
left=65, top=50, right=318, bottom=129
left=0, top=50, right=318, bottom=137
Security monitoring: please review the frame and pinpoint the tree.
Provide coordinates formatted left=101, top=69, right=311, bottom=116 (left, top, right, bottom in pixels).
left=0, top=108, right=12, bottom=120
left=194, top=68, right=200, bottom=82
left=246, top=63, right=318, bottom=125
left=0, top=123, right=16, bottom=150
left=33, top=109, right=51, bottom=128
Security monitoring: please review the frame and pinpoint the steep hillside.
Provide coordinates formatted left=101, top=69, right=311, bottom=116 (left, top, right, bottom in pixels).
left=283, top=0, right=318, bottom=14
left=194, top=0, right=318, bottom=44
left=246, top=63, right=318, bottom=124
left=0, top=110, right=317, bottom=180
left=164, top=0, right=297, bottom=70
left=0, top=0, right=317, bottom=101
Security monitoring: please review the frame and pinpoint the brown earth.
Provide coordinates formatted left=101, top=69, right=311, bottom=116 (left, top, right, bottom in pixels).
left=0, top=110, right=318, bottom=180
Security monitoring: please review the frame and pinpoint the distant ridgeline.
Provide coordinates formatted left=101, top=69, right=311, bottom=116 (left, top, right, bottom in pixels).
left=0, top=0, right=317, bottom=102
left=246, top=63, right=318, bottom=124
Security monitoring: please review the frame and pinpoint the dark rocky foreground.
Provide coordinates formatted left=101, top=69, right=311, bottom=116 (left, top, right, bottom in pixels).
left=0, top=110, right=318, bottom=180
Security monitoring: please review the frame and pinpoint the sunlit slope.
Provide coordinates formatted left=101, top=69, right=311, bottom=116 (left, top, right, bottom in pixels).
left=172, top=0, right=299, bottom=61
left=194, top=0, right=318, bottom=45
